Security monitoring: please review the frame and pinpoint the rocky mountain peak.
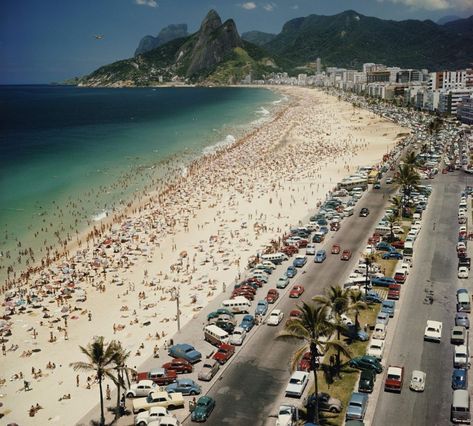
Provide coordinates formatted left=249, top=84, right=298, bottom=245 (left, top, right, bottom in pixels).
left=200, top=9, right=222, bottom=33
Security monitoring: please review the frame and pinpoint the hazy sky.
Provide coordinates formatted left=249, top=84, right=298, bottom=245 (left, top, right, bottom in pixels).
left=2, top=0, right=472, bottom=84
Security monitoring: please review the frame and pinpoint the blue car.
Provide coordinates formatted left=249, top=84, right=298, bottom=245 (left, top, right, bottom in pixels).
left=382, top=251, right=403, bottom=260
left=255, top=300, right=268, bottom=316
left=452, top=369, right=468, bottom=390
left=168, top=343, right=202, bottom=364
left=314, top=250, right=327, bottom=263
left=370, top=276, right=396, bottom=287
left=166, top=378, right=201, bottom=395
left=319, top=226, right=329, bottom=235
left=376, top=242, right=395, bottom=252
left=381, top=300, right=395, bottom=317
left=363, top=290, right=383, bottom=303
left=240, top=314, right=255, bottom=331
left=286, top=266, right=298, bottom=278
left=293, top=256, right=308, bottom=267
left=346, top=392, right=368, bottom=421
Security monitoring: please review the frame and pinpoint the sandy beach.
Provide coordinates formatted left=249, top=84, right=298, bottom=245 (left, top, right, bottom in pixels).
left=0, top=86, right=409, bottom=425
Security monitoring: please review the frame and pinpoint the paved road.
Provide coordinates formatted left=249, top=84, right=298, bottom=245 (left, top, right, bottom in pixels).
left=372, top=171, right=465, bottom=426
left=187, top=182, right=398, bottom=426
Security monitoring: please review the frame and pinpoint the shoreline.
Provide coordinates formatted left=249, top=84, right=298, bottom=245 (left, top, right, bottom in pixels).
left=0, top=86, right=409, bottom=425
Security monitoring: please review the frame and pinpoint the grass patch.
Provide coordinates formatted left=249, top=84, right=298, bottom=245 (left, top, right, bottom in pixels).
left=310, top=306, right=380, bottom=425
left=375, top=255, right=398, bottom=277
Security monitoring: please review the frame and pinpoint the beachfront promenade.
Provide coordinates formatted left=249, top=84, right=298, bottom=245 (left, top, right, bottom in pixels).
left=0, top=87, right=408, bottom=425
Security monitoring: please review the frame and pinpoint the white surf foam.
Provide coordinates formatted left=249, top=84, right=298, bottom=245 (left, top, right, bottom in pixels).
left=92, top=210, right=108, bottom=221
left=202, top=134, right=236, bottom=155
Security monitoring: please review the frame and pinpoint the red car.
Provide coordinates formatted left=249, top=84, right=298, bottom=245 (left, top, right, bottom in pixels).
left=212, top=343, right=235, bottom=364
left=231, top=290, right=254, bottom=301
left=298, top=351, right=312, bottom=371
left=136, top=368, right=177, bottom=385
left=245, top=278, right=263, bottom=287
left=331, top=244, right=341, bottom=254
left=265, top=289, right=280, bottom=304
left=330, top=222, right=340, bottom=231
left=234, top=285, right=256, bottom=294
left=388, top=283, right=401, bottom=300
left=289, top=285, right=305, bottom=298
left=161, top=358, right=193, bottom=374
left=282, top=245, right=299, bottom=256
left=289, top=309, right=302, bottom=319
left=368, top=233, right=382, bottom=245
left=391, top=240, right=405, bottom=249
left=384, top=365, right=404, bottom=393
left=341, top=249, right=352, bottom=261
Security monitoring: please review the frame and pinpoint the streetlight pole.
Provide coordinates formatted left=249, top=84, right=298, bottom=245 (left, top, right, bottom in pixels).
left=172, top=286, right=181, bottom=333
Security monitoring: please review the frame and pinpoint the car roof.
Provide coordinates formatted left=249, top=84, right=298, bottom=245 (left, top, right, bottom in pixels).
left=291, top=371, right=309, bottom=379
left=137, top=380, right=155, bottom=386
left=149, top=406, right=169, bottom=414
left=175, top=378, right=194, bottom=385
left=350, top=392, right=367, bottom=403
left=387, top=366, right=403, bottom=375
left=198, top=395, right=214, bottom=403
left=149, top=368, right=166, bottom=374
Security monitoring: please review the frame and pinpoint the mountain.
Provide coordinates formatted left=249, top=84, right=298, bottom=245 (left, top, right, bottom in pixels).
left=263, top=10, right=473, bottom=70
left=134, top=24, right=189, bottom=56
left=437, top=15, right=461, bottom=25
left=79, top=10, right=280, bottom=87
left=241, top=31, right=276, bottom=46
left=443, top=15, right=473, bottom=39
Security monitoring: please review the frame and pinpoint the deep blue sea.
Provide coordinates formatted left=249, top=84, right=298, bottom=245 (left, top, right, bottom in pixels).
left=0, top=85, right=279, bottom=280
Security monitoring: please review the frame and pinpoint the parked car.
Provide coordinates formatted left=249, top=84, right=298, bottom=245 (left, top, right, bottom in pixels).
left=382, top=251, right=403, bottom=260
left=197, top=359, right=220, bottom=382
left=126, top=380, right=158, bottom=398
left=454, top=345, right=469, bottom=368
left=458, top=266, right=469, bottom=279
left=229, top=327, right=247, bottom=346
left=376, top=312, right=390, bottom=326
left=286, top=266, right=298, bottom=278
left=276, top=404, right=298, bottom=426
left=306, top=243, right=317, bottom=255
left=285, top=371, right=309, bottom=398
left=132, top=391, right=185, bottom=414
left=451, top=326, right=467, bottom=345
left=168, top=344, right=201, bottom=364
left=297, top=351, right=321, bottom=372
left=381, top=300, right=396, bottom=317
left=305, top=392, right=342, bottom=413
left=267, top=309, right=284, bottom=326
left=136, top=369, right=177, bottom=386
left=240, top=314, right=255, bottom=331
left=424, top=320, right=442, bottom=342
left=358, top=369, right=375, bottom=393
left=331, top=244, right=341, bottom=254
left=409, top=370, right=426, bottom=392
left=363, top=291, right=383, bottom=304
left=371, top=276, right=396, bottom=287
left=346, top=392, right=368, bottom=420
left=341, top=249, right=352, bottom=260
left=452, top=368, right=468, bottom=390
left=373, top=323, right=387, bottom=340
left=359, top=208, right=370, bottom=217
left=134, top=407, right=174, bottom=426
left=455, top=312, right=470, bottom=329
left=162, top=358, right=193, bottom=374
left=212, top=343, right=235, bottom=365
left=166, top=379, right=201, bottom=396
left=367, top=339, right=385, bottom=360
left=289, top=285, right=305, bottom=298
left=190, top=396, right=215, bottom=422
left=265, top=289, right=280, bottom=304
left=214, top=319, right=235, bottom=334
left=277, top=276, right=290, bottom=289
left=388, top=284, right=401, bottom=300
left=349, top=355, right=383, bottom=374
left=376, top=242, right=395, bottom=252
left=314, top=250, right=327, bottom=263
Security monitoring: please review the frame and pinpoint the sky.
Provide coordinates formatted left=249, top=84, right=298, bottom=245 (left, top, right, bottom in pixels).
left=2, top=0, right=472, bottom=84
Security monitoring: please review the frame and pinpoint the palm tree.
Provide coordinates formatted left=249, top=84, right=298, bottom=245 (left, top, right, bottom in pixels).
left=111, top=341, right=134, bottom=419
left=348, top=289, right=368, bottom=331
left=70, top=336, right=118, bottom=425
left=404, top=151, right=417, bottom=166
left=313, top=286, right=350, bottom=372
left=277, top=302, right=350, bottom=424
left=395, top=164, right=420, bottom=211
left=390, top=195, right=403, bottom=220
left=386, top=214, right=398, bottom=241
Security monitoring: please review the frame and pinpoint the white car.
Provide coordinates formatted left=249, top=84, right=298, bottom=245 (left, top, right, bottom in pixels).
left=424, top=320, right=442, bottom=342
left=276, top=404, right=297, bottom=426
left=134, top=406, right=173, bottom=426
left=409, top=370, right=426, bottom=392
left=454, top=345, right=469, bottom=368
left=367, top=339, right=385, bottom=360
left=127, top=380, right=158, bottom=398
left=261, top=260, right=277, bottom=270
left=458, top=266, right=469, bottom=279
left=267, top=309, right=284, bottom=326
left=148, top=416, right=180, bottom=426
left=373, top=323, right=387, bottom=340
left=306, top=243, right=317, bottom=255
left=229, top=326, right=246, bottom=346
left=285, top=371, right=309, bottom=398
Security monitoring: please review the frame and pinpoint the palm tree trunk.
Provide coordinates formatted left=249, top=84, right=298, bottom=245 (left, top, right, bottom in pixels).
left=116, top=368, right=121, bottom=419
left=310, top=343, right=320, bottom=424
left=336, top=329, right=341, bottom=375
left=98, top=374, right=105, bottom=426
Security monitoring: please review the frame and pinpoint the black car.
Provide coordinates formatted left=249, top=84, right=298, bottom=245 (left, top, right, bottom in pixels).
left=458, top=257, right=471, bottom=270
left=358, top=369, right=375, bottom=393
left=215, top=320, right=235, bottom=334
left=359, top=208, right=370, bottom=217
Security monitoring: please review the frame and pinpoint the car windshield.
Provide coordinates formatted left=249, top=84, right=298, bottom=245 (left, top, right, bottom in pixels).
left=388, top=374, right=400, bottom=380
left=290, top=378, right=302, bottom=384
left=279, top=407, right=292, bottom=415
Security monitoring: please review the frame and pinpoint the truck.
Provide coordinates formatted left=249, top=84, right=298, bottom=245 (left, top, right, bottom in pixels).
left=132, top=390, right=185, bottom=413
left=212, top=343, right=235, bottom=365
left=168, top=344, right=201, bottom=364
left=384, top=366, right=404, bottom=393
left=136, top=368, right=177, bottom=386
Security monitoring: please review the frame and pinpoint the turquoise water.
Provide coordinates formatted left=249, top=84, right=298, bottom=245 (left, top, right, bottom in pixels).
left=0, top=86, right=279, bottom=281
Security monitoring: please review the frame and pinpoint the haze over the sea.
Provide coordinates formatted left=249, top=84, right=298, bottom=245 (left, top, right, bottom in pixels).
left=0, top=85, right=279, bottom=281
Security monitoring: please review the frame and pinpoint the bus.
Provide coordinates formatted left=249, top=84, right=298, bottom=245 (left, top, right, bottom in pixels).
left=368, top=170, right=380, bottom=184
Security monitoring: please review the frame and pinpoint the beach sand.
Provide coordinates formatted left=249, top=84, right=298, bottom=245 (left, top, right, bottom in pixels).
left=0, top=86, right=409, bottom=425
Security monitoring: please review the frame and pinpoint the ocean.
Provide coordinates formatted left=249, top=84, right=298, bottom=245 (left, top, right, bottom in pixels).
left=0, top=85, right=280, bottom=282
